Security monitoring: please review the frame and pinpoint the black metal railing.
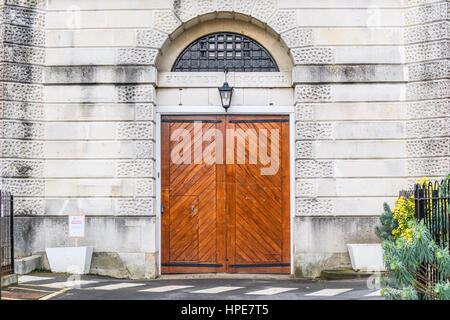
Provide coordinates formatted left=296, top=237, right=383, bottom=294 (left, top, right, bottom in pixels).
left=410, top=179, right=449, bottom=299
left=0, top=191, right=14, bottom=277
left=414, top=180, right=450, bottom=249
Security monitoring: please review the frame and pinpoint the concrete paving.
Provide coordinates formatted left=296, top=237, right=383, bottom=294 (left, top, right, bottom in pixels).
left=4, top=273, right=385, bottom=300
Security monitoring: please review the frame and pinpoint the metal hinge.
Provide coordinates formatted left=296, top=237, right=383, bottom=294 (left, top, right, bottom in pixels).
left=161, top=204, right=164, bottom=214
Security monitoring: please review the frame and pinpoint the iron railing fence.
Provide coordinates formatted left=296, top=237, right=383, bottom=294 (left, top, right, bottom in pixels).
left=0, top=190, right=14, bottom=277
left=398, top=179, right=450, bottom=299
left=414, top=180, right=449, bottom=250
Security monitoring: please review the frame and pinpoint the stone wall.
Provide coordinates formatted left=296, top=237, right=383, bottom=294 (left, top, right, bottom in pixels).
left=0, top=0, right=46, bottom=257
left=1, top=0, right=448, bottom=279
left=404, top=0, right=449, bottom=185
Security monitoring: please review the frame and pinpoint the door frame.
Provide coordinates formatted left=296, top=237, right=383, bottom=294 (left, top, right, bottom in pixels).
left=155, top=105, right=295, bottom=276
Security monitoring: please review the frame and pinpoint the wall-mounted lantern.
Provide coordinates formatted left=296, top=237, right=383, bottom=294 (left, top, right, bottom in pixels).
left=218, top=67, right=233, bottom=112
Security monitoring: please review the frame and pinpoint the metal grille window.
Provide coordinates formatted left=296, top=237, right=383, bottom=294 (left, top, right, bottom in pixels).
left=172, top=32, right=279, bottom=72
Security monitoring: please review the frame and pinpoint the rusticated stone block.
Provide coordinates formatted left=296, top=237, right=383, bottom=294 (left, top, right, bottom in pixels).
left=281, top=28, right=313, bottom=48
left=407, top=60, right=449, bottom=81
left=1, top=24, right=45, bottom=46
left=405, top=2, right=448, bottom=25
left=137, top=29, right=168, bottom=48
left=0, top=120, right=44, bottom=139
left=251, top=0, right=277, bottom=23
left=0, top=140, right=43, bottom=158
left=295, top=85, right=332, bottom=102
left=1, top=178, right=44, bottom=196
left=407, top=158, right=450, bottom=176
left=268, top=9, right=297, bottom=34
left=3, top=0, right=46, bottom=9
left=2, top=5, right=46, bottom=28
left=1, top=159, right=44, bottom=177
left=136, top=141, right=155, bottom=159
left=0, top=101, right=44, bottom=120
left=117, top=48, right=158, bottom=65
left=116, top=160, right=154, bottom=178
left=0, top=82, right=43, bottom=102
left=407, top=138, right=449, bottom=157
left=296, top=122, right=333, bottom=140
left=405, top=22, right=448, bottom=44
left=406, top=99, right=449, bottom=119
left=405, top=41, right=449, bottom=63
left=116, top=122, right=155, bottom=140
left=296, top=198, right=334, bottom=216
left=296, top=160, right=333, bottom=178
left=407, top=118, right=449, bottom=139
left=406, top=80, right=449, bottom=101
left=152, top=10, right=181, bottom=34
left=295, top=141, right=314, bottom=159
left=0, top=43, right=44, bottom=65
left=116, top=199, right=155, bottom=216
left=291, top=48, right=334, bottom=65
left=117, top=85, right=155, bottom=103
left=0, top=63, right=43, bottom=83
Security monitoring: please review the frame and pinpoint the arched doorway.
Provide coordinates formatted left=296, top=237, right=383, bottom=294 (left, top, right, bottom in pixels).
left=155, top=22, right=295, bottom=274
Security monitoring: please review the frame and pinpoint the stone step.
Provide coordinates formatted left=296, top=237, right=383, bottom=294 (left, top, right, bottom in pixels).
left=321, top=269, right=385, bottom=281
left=14, top=255, right=42, bottom=275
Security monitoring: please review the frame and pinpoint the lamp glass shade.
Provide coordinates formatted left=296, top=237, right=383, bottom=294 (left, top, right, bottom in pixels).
left=218, top=82, right=233, bottom=109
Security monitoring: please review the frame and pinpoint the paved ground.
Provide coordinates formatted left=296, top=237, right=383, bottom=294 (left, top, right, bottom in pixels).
left=2, top=273, right=384, bottom=300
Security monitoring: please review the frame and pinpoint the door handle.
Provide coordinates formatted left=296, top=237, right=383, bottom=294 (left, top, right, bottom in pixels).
left=191, top=206, right=198, bottom=215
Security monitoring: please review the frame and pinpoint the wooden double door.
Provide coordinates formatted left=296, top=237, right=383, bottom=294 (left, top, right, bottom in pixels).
left=161, top=115, right=290, bottom=274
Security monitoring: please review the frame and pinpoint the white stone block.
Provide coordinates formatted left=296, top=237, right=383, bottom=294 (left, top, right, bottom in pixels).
left=46, top=247, right=94, bottom=274
left=299, top=178, right=409, bottom=197
left=45, top=179, right=134, bottom=197
left=314, top=28, right=403, bottom=45
left=242, top=89, right=269, bottom=106
left=44, top=179, right=154, bottom=197
left=157, top=88, right=292, bottom=106
left=333, top=122, right=405, bottom=139
left=45, top=85, right=117, bottom=103
left=47, top=0, right=171, bottom=10
left=292, top=65, right=405, bottom=83
left=44, top=66, right=158, bottom=84
left=46, top=10, right=154, bottom=29
left=278, top=0, right=404, bottom=8
left=269, top=89, right=295, bottom=106
left=300, top=103, right=406, bottom=121
left=43, top=141, right=137, bottom=159
left=296, top=9, right=404, bottom=27
left=46, top=48, right=116, bottom=66
left=331, top=84, right=404, bottom=102
left=334, top=46, right=404, bottom=64
left=157, top=72, right=292, bottom=88
left=45, top=160, right=116, bottom=178
left=44, top=198, right=155, bottom=216
left=45, top=198, right=115, bottom=216
left=180, top=88, right=211, bottom=106
left=348, top=244, right=385, bottom=272
left=45, top=85, right=155, bottom=103
left=335, top=179, right=409, bottom=197
left=45, top=122, right=117, bottom=140
left=333, top=197, right=396, bottom=215
left=44, top=104, right=135, bottom=121
left=46, top=29, right=136, bottom=47
left=295, top=196, right=395, bottom=216
left=334, top=160, right=407, bottom=177
left=314, top=141, right=407, bottom=159
left=295, top=84, right=404, bottom=103
left=156, top=88, right=182, bottom=106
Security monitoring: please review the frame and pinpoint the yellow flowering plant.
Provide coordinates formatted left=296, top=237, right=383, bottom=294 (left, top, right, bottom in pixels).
left=391, top=177, right=429, bottom=243
left=392, top=195, right=415, bottom=242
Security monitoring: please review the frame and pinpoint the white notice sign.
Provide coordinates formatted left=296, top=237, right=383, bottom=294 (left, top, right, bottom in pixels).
left=68, top=215, right=85, bottom=238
